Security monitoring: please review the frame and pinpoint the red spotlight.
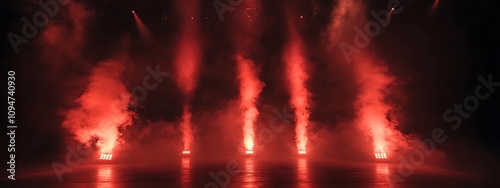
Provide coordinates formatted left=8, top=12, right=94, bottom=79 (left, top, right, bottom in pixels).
left=298, top=150, right=307, bottom=155
left=99, top=153, right=113, bottom=160
left=182, top=150, right=190, bottom=155
left=245, top=150, right=254, bottom=155
left=432, top=0, right=440, bottom=10
left=132, top=10, right=135, bottom=14
left=375, top=152, right=387, bottom=159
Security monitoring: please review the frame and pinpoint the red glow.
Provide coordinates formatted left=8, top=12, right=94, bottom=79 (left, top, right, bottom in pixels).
left=354, top=58, right=393, bottom=156
left=374, top=163, right=391, bottom=186
left=297, top=158, right=311, bottom=188
left=182, top=150, right=191, bottom=155
left=352, top=54, right=408, bottom=157
left=229, top=1, right=264, bottom=154
left=298, top=150, right=307, bottom=155
left=174, top=36, right=201, bottom=96
left=237, top=55, right=264, bottom=152
left=283, top=27, right=311, bottom=153
left=63, top=60, right=134, bottom=154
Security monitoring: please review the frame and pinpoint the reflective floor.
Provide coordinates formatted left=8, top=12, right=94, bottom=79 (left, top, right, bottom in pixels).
left=3, top=157, right=494, bottom=188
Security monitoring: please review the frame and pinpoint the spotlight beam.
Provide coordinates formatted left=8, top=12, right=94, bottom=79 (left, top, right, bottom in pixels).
left=132, top=10, right=152, bottom=41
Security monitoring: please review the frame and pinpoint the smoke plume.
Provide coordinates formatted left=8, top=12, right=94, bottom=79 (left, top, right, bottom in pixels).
left=62, top=60, right=135, bottom=153
left=237, top=55, right=265, bottom=152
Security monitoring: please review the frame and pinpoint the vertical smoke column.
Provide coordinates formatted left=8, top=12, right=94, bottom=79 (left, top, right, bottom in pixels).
left=230, top=1, right=264, bottom=154
left=353, top=57, right=396, bottom=157
left=63, top=60, right=135, bottom=154
left=283, top=10, right=311, bottom=154
left=173, top=0, right=202, bottom=154
left=327, top=0, right=405, bottom=158
left=237, top=56, right=264, bottom=154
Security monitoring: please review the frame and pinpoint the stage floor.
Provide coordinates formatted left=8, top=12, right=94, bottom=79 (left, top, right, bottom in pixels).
left=2, top=158, right=495, bottom=188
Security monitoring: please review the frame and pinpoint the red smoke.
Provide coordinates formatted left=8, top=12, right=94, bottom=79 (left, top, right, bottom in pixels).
left=284, top=15, right=311, bottom=153
left=173, top=36, right=201, bottom=96
left=62, top=60, right=135, bottom=153
left=229, top=1, right=264, bottom=153
left=352, top=53, right=410, bottom=158
left=43, top=1, right=88, bottom=49
left=236, top=55, right=264, bottom=152
left=180, top=105, right=193, bottom=152
left=173, top=0, right=202, bottom=152
left=326, top=0, right=408, bottom=157
left=327, top=0, right=364, bottom=45
left=352, top=55, right=397, bottom=155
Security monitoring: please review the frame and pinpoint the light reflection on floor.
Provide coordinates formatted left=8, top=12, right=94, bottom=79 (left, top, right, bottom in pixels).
left=374, top=163, right=391, bottom=187
left=6, top=158, right=486, bottom=188
left=297, top=157, right=311, bottom=188
left=242, top=157, right=256, bottom=188
left=96, top=165, right=114, bottom=188
left=181, top=157, right=190, bottom=188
